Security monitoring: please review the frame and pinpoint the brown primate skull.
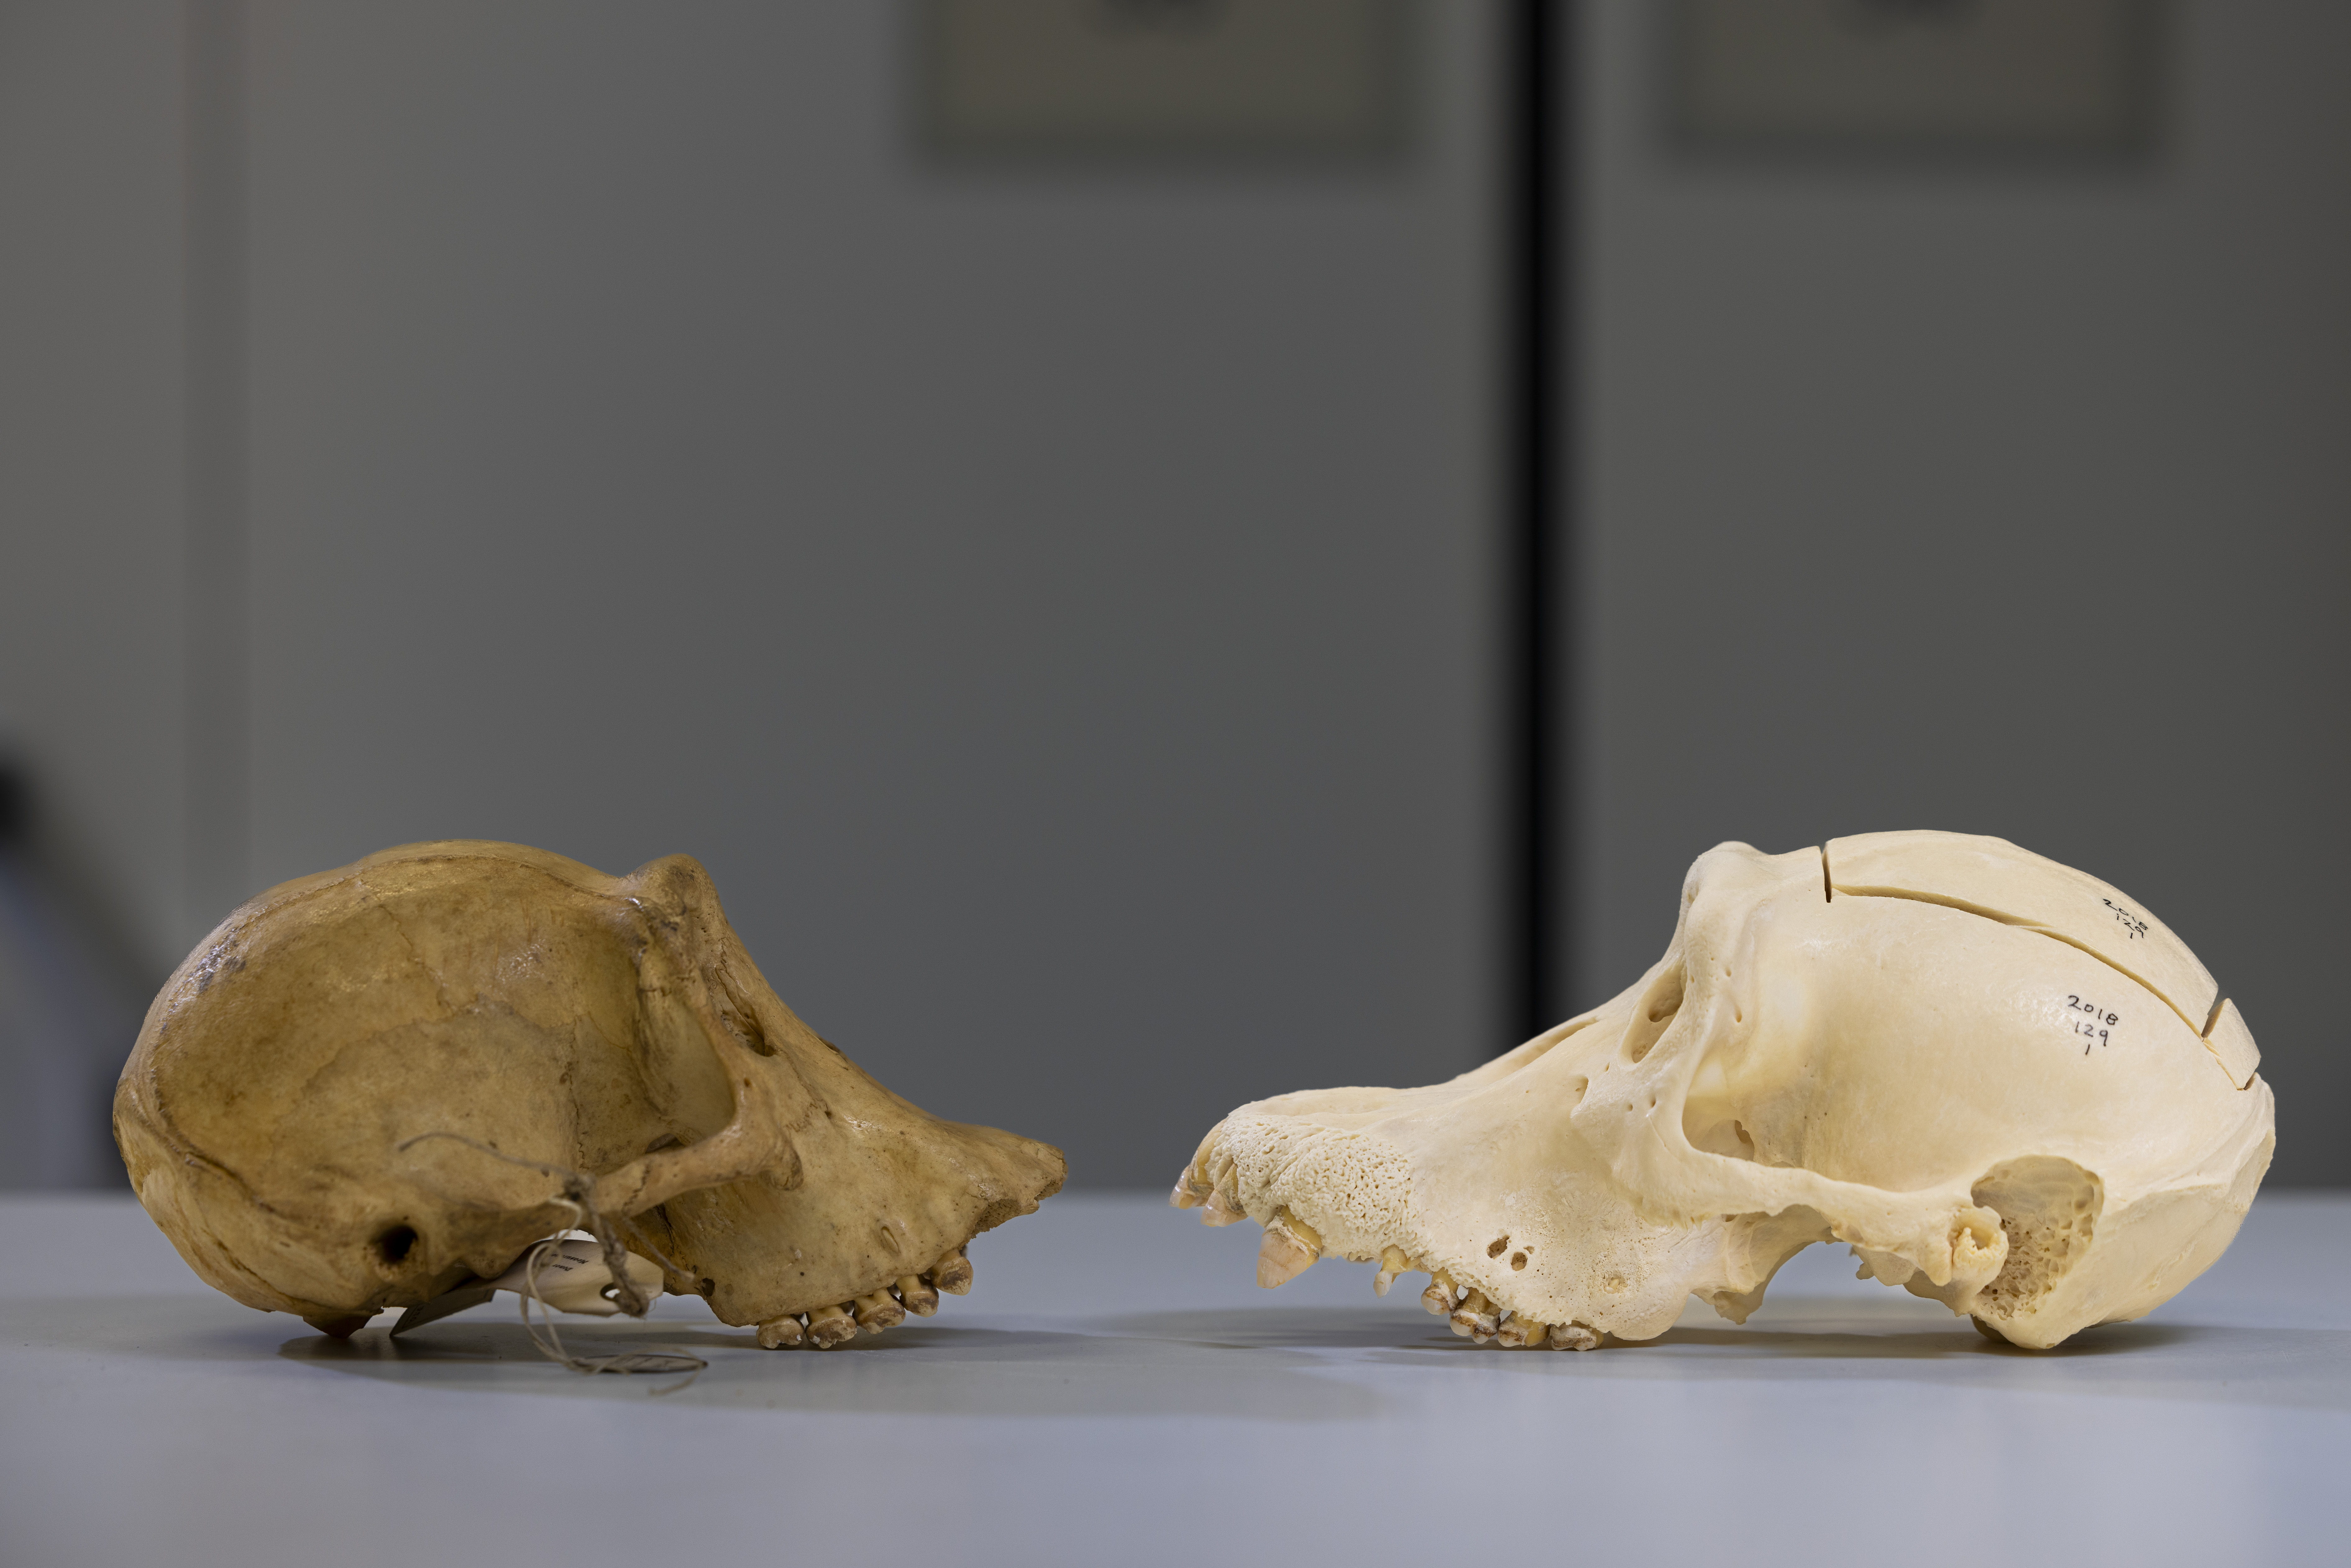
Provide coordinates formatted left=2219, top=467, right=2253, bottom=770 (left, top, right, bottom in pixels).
left=114, top=841, right=1064, bottom=1348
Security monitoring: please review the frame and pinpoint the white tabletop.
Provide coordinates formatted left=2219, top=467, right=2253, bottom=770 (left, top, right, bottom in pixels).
left=3, top=1190, right=2344, bottom=1566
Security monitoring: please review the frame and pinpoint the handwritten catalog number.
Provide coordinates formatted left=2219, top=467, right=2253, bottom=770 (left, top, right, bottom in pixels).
left=2066, top=994, right=2120, bottom=1054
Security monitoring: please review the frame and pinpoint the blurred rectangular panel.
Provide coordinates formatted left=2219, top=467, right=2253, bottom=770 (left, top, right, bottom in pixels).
left=1668, top=0, right=2161, bottom=157
left=235, top=2, right=1498, bottom=1189
left=923, top=0, right=1410, bottom=157
left=1571, top=0, right=2351, bottom=1182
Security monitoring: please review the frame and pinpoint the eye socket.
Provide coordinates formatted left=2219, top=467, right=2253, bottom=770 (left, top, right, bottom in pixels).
left=373, top=1225, right=419, bottom=1266
left=1624, top=963, right=1687, bottom=1063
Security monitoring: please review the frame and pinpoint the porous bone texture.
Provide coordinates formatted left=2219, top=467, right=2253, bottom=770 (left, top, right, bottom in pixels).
left=1176, top=832, right=2273, bottom=1350
left=115, top=842, right=1063, bottom=1336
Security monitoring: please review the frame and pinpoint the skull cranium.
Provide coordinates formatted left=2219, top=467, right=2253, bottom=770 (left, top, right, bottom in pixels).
left=1173, top=831, right=2273, bottom=1350
left=114, top=841, right=1065, bottom=1348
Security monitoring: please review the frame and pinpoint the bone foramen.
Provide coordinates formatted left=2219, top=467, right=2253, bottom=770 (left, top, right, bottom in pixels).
left=115, top=842, right=1064, bottom=1350
left=1173, top=832, right=2274, bottom=1351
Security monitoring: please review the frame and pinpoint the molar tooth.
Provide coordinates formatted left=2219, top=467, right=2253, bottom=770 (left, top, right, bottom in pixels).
left=1420, top=1271, right=1458, bottom=1315
left=1372, top=1246, right=1412, bottom=1297
left=755, top=1314, right=806, bottom=1350
left=1497, top=1314, right=1545, bottom=1348
left=928, top=1247, right=973, bottom=1296
left=853, top=1290, right=905, bottom=1333
left=806, top=1303, right=857, bottom=1349
left=1450, top=1289, right=1498, bottom=1342
left=895, top=1274, right=939, bottom=1316
left=1547, top=1322, right=1601, bottom=1351
left=1256, top=1207, right=1323, bottom=1289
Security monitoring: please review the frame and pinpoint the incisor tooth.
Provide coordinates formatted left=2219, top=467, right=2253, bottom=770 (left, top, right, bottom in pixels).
left=853, top=1289, right=906, bottom=1333
left=1372, top=1246, right=1412, bottom=1297
left=929, top=1247, right=973, bottom=1295
left=1421, top=1271, right=1457, bottom=1315
left=896, top=1274, right=939, bottom=1316
left=1202, top=1183, right=1247, bottom=1227
left=1548, top=1322, right=1601, bottom=1351
left=1256, top=1207, right=1323, bottom=1289
left=1450, top=1289, right=1498, bottom=1342
left=756, top=1315, right=805, bottom=1350
left=806, top=1303, right=857, bottom=1349
left=1170, top=1162, right=1215, bottom=1209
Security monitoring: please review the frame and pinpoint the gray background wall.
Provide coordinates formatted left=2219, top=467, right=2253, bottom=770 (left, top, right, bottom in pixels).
left=0, top=4, right=187, bottom=967
left=2, top=1, right=2343, bottom=1188
left=0, top=0, right=1503, bottom=1188
left=1568, top=1, right=2349, bottom=1185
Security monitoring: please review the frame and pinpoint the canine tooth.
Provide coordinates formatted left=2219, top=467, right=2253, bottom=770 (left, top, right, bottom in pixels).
left=896, top=1274, right=939, bottom=1316
left=1372, top=1246, right=1413, bottom=1297
left=1547, top=1322, right=1601, bottom=1351
left=806, top=1303, right=858, bottom=1348
left=929, top=1247, right=974, bottom=1295
left=1421, top=1271, right=1457, bottom=1315
left=1497, top=1314, right=1545, bottom=1348
left=1450, top=1289, right=1498, bottom=1341
left=756, top=1314, right=806, bottom=1350
left=1255, top=1207, right=1323, bottom=1289
left=853, top=1290, right=905, bottom=1333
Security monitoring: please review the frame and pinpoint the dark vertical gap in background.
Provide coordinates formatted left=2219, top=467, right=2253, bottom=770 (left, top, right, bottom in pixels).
left=184, top=0, right=249, bottom=926
left=1500, top=0, right=1565, bottom=1047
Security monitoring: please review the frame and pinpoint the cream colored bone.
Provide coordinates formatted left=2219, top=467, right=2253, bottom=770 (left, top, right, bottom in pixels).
left=114, top=841, right=1064, bottom=1346
left=488, top=1236, right=667, bottom=1317
left=1174, top=831, right=2274, bottom=1351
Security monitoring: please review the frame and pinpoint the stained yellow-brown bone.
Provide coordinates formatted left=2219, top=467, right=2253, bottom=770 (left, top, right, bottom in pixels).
left=114, top=841, right=1064, bottom=1334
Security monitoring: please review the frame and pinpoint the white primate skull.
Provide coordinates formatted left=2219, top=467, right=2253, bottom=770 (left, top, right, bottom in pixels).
left=1174, top=832, right=2273, bottom=1350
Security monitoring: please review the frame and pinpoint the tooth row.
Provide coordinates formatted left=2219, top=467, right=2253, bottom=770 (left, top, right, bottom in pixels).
left=1406, top=1259, right=1601, bottom=1351
left=1211, top=1203, right=1608, bottom=1355
left=753, top=1246, right=972, bottom=1350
